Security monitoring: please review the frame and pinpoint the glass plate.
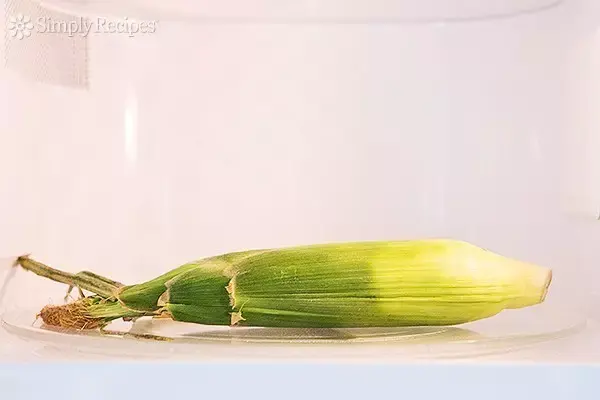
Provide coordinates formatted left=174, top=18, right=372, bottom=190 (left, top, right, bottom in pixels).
left=1, top=302, right=586, bottom=361
left=39, top=0, right=563, bottom=22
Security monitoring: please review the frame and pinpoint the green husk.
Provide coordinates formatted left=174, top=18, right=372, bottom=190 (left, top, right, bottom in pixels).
left=162, top=239, right=552, bottom=328
left=16, top=239, right=552, bottom=330
left=116, top=249, right=265, bottom=311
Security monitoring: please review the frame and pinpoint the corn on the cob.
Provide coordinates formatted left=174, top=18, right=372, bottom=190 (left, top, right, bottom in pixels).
left=16, top=239, right=552, bottom=330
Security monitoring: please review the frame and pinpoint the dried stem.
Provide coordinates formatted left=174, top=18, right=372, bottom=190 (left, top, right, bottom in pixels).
left=16, top=255, right=121, bottom=298
left=38, top=296, right=151, bottom=330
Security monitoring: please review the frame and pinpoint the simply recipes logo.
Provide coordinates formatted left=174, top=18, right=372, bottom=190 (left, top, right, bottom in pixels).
left=8, top=14, right=158, bottom=39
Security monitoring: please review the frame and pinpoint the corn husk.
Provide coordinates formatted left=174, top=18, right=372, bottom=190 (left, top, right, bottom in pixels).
left=16, top=239, right=552, bottom=330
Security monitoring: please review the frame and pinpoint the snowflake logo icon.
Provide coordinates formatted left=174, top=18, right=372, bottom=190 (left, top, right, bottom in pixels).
left=8, top=14, right=34, bottom=40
